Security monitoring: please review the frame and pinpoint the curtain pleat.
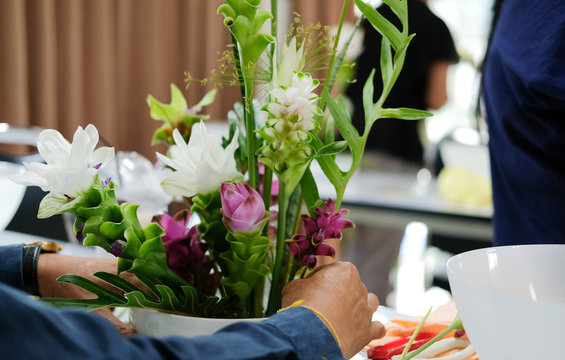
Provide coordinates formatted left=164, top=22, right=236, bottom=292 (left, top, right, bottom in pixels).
left=0, top=0, right=352, bottom=159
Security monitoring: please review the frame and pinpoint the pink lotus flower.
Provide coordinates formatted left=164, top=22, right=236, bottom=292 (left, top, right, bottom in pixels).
left=152, top=210, right=220, bottom=295
left=221, top=182, right=269, bottom=235
left=287, top=199, right=354, bottom=268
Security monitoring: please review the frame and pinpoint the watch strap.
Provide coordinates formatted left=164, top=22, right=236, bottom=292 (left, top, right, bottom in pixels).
left=22, top=245, right=42, bottom=296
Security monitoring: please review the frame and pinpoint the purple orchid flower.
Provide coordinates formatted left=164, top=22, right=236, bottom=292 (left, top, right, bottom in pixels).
left=221, top=182, right=269, bottom=235
left=152, top=209, right=220, bottom=295
left=287, top=199, right=354, bottom=269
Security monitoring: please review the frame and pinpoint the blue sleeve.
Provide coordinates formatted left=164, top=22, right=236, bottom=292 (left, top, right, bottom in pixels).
left=0, top=282, right=343, bottom=360
left=0, top=244, right=24, bottom=290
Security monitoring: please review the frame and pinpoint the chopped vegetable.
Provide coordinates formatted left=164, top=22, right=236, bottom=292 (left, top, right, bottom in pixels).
left=391, top=338, right=475, bottom=360
left=367, top=333, right=435, bottom=359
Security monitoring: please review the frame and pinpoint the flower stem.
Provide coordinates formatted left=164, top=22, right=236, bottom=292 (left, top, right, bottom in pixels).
left=252, top=277, right=265, bottom=317
left=245, top=90, right=258, bottom=191
left=319, top=0, right=350, bottom=142
left=267, top=177, right=287, bottom=315
left=400, top=317, right=464, bottom=360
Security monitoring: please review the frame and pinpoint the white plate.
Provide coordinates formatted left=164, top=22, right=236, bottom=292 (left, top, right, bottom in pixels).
left=351, top=306, right=403, bottom=360
left=0, top=162, right=26, bottom=232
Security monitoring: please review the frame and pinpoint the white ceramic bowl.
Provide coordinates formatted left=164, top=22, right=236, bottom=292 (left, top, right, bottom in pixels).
left=129, top=308, right=265, bottom=338
left=447, top=245, right=565, bottom=360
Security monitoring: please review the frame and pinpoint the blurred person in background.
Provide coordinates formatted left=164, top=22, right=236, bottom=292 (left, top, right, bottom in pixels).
left=481, top=0, right=565, bottom=245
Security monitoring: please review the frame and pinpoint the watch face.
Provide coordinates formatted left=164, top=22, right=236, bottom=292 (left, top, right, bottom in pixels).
left=26, top=241, right=62, bottom=253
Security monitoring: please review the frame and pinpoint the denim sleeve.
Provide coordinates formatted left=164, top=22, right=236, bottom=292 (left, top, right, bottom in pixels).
left=0, top=244, right=23, bottom=290
left=0, top=282, right=344, bottom=360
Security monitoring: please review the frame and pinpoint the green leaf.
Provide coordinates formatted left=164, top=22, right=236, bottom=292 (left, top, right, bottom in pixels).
left=378, top=107, right=433, bottom=120
left=315, top=140, right=348, bottom=157
left=170, top=83, right=188, bottom=113
left=380, top=37, right=393, bottom=85
left=193, top=89, right=218, bottom=109
left=93, top=272, right=154, bottom=301
left=354, top=0, right=403, bottom=51
left=44, top=272, right=238, bottom=317
left=242, top=33, right=275, bottom=65
left=281, top=160, right=311, bottom=199
left=300, top=167, right=321, bottom=211
left=323, top=89, right=363, bottom=157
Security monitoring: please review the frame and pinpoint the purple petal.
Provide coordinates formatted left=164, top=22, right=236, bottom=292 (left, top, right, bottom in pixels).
left=315, top=243, right=335, bottom=257
left=305, top=254, right=317, bottom=268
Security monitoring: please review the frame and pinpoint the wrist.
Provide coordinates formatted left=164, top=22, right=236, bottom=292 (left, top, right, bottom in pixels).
left=22, top=245, right=42, bottom=296
left=22, top=241, right=62, bottom=297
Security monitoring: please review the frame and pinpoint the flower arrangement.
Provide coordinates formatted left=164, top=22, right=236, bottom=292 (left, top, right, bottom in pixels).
left=11, top=0, right=430, bottom=319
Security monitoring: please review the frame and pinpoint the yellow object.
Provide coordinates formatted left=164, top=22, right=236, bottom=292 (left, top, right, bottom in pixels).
left=24, top=241, right=62, bottom=253
left=437, top=166, right=492, bottom=206
left=278, top=299, right=341, bottom=347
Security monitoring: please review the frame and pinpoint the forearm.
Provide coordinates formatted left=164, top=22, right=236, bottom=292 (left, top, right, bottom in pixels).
left=0, top=283, right=342, bottom=360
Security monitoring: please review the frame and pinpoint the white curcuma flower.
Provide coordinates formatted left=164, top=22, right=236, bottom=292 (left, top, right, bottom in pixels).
left=272, top=37, right=306, bottom=88
left=266, top=72, right=321, bottom=129
left=156, top=121, right=242, bottom=198
left=11, top=124, right=114, bottom=198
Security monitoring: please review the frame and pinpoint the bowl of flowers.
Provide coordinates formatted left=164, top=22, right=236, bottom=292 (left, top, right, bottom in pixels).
left=10, top=0, right=431, bottom=337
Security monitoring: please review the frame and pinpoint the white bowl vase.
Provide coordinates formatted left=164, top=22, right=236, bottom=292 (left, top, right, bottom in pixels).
left=447, top=245, right=565, bottom=360
left=129, top=308, right=265, bottom=338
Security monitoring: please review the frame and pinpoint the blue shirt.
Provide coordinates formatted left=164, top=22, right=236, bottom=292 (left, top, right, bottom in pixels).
left=0, top=244, right=343, bottom=359
left=483, top=0, right=565, bottom=245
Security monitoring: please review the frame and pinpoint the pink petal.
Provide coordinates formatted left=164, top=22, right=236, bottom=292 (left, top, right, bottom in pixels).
left=221, top=184, right=245, bottom=215
left=231, top=194, right=266, bottom=225
left=223, top=215, right=255, bottom=233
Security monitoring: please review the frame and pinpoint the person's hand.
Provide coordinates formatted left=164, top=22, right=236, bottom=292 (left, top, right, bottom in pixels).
left=37, top=254, right=141, bottom=336
left=282, top=261, right=385, bottom=359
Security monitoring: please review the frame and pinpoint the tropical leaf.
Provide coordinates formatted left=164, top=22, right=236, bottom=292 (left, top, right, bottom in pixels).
left=42, top=272, right=239, bottom=318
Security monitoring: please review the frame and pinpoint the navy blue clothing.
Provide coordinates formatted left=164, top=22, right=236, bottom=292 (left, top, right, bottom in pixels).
left=483, top=0, right=565, bottom=245
left=0, top=244, right=343, bottom=359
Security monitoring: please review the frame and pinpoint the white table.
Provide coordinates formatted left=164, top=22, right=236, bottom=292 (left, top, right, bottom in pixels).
left=314, top=165, right=493, bottom=243
left=0, top=230, right=100, bottom=258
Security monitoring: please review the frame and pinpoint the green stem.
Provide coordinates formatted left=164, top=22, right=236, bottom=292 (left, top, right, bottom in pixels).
left=271, top=0, right=278, bottom=42
left=319, top=0, right=350, bottom=142
left=267, top=178, right=287, bottom=315
left=252, top=277, right=265, bottom=317
left=244, top=86, right=258, bottom=191
left=262, top=166, right=273, bottom=213
left=400, top=319, right=463, bottom=360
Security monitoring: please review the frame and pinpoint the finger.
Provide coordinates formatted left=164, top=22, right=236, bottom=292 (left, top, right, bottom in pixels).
left=94, top=308, right=136, bottom=336
left=367, top=292, right=380, bottom=313
left=369, top=320, right=386, bottom=340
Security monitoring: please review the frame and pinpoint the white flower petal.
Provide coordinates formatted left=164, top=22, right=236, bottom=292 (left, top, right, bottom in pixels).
left=10, top=124, right=114, bottom=198
left=157, top=121, right=242, bottom=197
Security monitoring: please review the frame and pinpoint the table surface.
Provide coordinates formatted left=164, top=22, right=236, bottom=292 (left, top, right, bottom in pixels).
left=312, top=160, right=493, bottom=242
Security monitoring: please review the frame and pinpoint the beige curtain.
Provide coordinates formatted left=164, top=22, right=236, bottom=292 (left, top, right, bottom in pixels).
left=0, top=0, right=354, bottom=159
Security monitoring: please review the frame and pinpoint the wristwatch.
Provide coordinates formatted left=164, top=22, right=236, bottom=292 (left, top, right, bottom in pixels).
left=22, top=241, right=62, bottom=296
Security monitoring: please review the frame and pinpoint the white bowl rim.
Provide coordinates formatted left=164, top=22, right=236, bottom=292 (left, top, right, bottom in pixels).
left=447, top=244, right=565, bottom=306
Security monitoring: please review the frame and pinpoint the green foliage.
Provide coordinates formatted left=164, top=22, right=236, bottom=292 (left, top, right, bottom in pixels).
left=219, top=231, right=271, bottom=314
left=310, top=0, right=432, bottom=208
left=42, top=272, right=238, bottom=318
left=147, top=84, right=217, bottom=146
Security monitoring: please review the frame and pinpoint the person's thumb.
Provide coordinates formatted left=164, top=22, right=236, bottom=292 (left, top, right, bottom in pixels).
left=369, top=320, right=386, bottom=341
